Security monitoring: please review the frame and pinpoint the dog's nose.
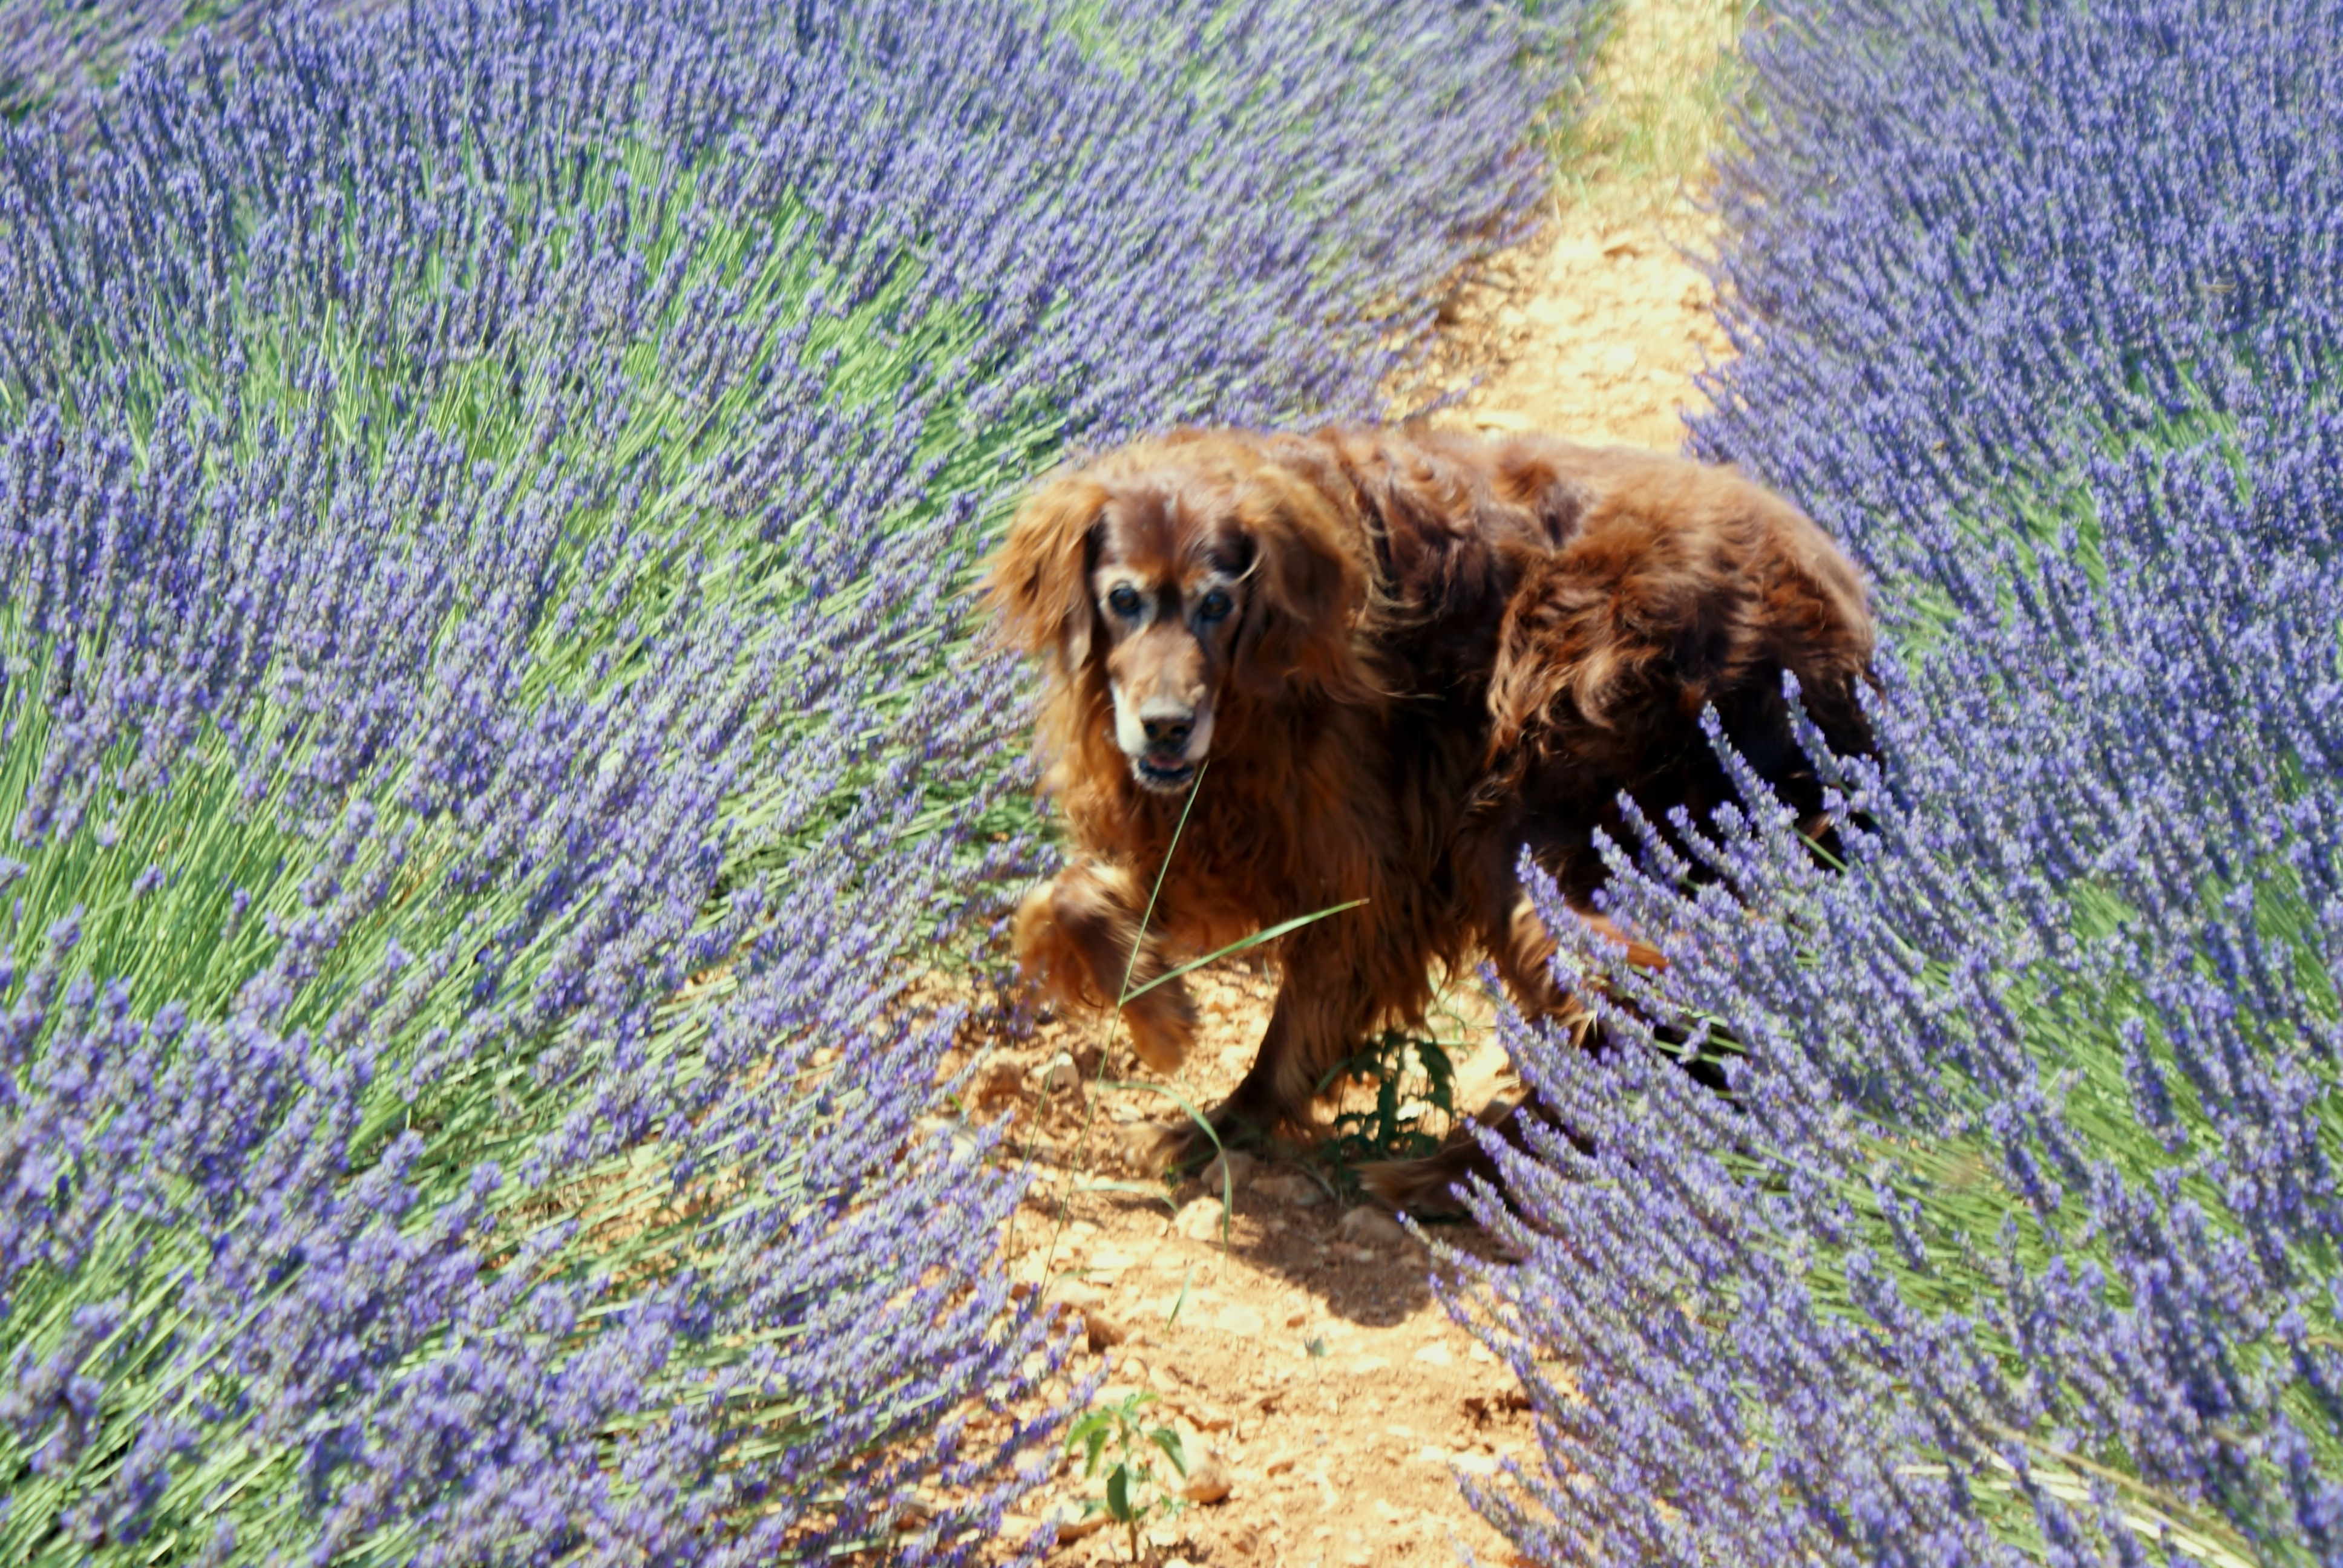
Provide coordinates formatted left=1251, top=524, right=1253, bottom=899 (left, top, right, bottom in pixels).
left=1140, top=709, right=1193, bottom=750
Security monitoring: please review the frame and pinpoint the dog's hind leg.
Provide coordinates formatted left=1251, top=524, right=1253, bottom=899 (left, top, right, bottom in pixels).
left=1013, top=859, right=1198, bottom=1073
left=1492, top=887, right=1668, bottom=1007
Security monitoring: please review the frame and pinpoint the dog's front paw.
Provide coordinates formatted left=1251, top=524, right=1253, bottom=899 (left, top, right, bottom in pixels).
left=1011, top=879, right=1089, bottom=1008
left=1119, top=984, right=1196, bottom=1073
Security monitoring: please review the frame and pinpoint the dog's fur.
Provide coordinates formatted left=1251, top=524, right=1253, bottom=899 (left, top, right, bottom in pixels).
left=986, top=425, right=1875, bottom=1209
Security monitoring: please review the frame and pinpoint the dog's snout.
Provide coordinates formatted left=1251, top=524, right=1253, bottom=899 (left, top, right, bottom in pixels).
left=1139, top=707, right=1194, bottom=750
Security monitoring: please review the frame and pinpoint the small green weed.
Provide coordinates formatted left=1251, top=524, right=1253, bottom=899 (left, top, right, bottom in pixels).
left=1315, top=1027, right=1462, bottom=1195
left=1062, top=1391, right=1190, bottom=1562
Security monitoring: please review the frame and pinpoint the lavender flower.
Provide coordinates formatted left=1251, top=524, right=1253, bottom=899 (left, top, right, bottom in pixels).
left=1446, top=0, right=2343, bottom=1561
left=0, top=0, right=1568, bottom=1560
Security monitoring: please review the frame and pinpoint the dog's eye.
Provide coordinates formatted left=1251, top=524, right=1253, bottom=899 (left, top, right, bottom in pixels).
left=1196, top=589, right=1233, bottom=622
left=1106, top=585, right=1142, bottom=618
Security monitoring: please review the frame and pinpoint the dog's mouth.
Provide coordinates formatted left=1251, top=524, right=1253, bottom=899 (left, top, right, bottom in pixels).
left=1132, top=752, right=1201, bottom=792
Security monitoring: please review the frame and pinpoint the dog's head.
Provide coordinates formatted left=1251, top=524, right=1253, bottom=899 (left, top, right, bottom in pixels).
left=985, top=432, right=1369, bottom=794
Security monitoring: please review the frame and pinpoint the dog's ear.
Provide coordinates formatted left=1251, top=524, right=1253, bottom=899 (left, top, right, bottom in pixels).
left=986, top=472, right=1107, bottom=674
left=1236, top=472, right=1370, bottom=699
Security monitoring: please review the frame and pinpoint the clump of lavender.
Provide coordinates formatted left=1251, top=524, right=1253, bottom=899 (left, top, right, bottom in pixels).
left=1444, top=0, right=2343, bottom=1562
left=0, top=0, right=1567, bottom=1560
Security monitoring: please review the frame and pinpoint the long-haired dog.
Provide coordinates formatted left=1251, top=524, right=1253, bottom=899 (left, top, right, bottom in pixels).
left=985, top=425, right=1875, bottom=1211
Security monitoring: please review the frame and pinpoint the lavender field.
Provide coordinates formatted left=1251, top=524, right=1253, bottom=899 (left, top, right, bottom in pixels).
left=1453, top=0, right=2343, bottom=1563
left=4, top=0, right=2338, bottom=1563
left=0, top=1, right=1562, bottom=1560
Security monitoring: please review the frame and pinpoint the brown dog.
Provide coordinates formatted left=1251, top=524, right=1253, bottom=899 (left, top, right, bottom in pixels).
left=985, top=425, right=1874, bottom=1208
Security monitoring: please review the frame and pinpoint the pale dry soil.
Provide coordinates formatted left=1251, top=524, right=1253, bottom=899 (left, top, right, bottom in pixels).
left=958, top=7, right=1742, bottom=1562
left=952, top=964, right=1531, bottom=1568
left=1411, top=206, right=1728, bottom=451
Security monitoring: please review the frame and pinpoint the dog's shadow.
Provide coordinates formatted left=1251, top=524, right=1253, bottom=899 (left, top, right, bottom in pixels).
left=1138, top=1154, right=1509, bottom=1332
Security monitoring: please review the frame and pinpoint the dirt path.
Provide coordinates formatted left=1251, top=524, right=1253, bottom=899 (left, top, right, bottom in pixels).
left=1411, top=209, right=1728, bottom=451
left=963, top=5, right=1745, bottom=1563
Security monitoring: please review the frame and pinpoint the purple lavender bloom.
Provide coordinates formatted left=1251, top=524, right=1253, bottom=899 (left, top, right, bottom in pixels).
left=0, top=0, right=1567, bottom=1560
left=1444, top=0, right=2343, bottom=1562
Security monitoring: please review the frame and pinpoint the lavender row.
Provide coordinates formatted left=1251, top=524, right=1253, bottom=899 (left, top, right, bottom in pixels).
left=0, top=1, right=1565, bottom=1560
left=1446, top=0, right=2343, bottom=1561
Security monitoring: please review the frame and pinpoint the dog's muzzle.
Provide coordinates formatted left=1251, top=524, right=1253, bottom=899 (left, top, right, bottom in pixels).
left=1119, top=697, right=1210, bottom=792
